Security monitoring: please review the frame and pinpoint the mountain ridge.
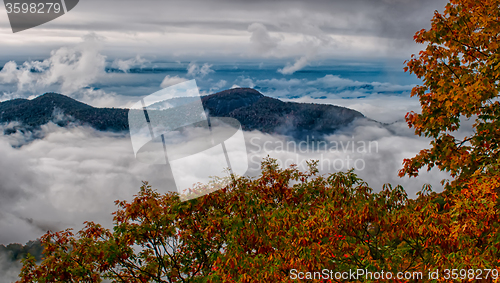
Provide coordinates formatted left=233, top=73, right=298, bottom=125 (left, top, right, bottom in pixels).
left=0, top=88, right=365, bottom=138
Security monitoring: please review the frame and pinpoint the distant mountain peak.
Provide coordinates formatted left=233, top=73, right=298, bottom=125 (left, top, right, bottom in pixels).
left=1, top=88, right=365, bottom=138
left=202, top=88, right=265, bottom=117
left=207, top=88, right=264, bottom=98
left=32, top=92, right=93, bottom=109
left=37, top=92, right=69, bottom=99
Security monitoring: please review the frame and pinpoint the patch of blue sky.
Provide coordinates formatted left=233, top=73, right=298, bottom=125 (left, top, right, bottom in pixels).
left=93, top=59, right=420, bottom=100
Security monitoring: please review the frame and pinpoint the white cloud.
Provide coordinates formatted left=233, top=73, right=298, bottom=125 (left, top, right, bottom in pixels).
left=160, top=75, right=188, bottom=88
left=0, top=91, right=23, bottom=102
left=284, top=95, right=420, bottom=123
left=186, top=62, right=214, bottom=78
left=248, top=23, right=282, bottom=55
left=0, top=253, right=22, bottom=283
left=245, top=119, right=450, bottom=199
left=0, top=33, right=106, bottom=96
left=200, top=64, right=215, bottom=77
left=233, top=76, right=255, bottom=89
left=0, top=123, right=174, bottom=245
left=75, top=88, right=125, bottom=108
left=278, top=55, right=310, bottom=75
left=0, top=61, right=22, bottom=84
left=209, top=79, right=228, bottom=92
left=111, top=55, right=148, bottom=73
left=268, top=9, right=335, bottom=74
left=251, top=74, right=414, bottom=109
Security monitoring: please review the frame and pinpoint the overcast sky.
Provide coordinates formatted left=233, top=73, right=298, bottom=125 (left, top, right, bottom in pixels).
left=0, top=0, right=448, bottom=61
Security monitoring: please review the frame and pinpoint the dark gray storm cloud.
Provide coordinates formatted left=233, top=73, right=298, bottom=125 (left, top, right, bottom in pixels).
left=0, top=0, right=448, bottom=60
left=49, top=0, right=446, bottom=37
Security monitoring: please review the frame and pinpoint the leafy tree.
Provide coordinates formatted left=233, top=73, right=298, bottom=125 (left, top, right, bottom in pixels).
left=17, top=160, right=413, bottom=282
left=17, top=160, right=500, bottom=282
left=400, top=0, right=500, bottom=185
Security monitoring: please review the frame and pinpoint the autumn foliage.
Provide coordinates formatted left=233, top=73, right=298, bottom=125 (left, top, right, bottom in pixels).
left=15, top=160, right=500, bottom=282
left=400, top=0, right=500, bottom=185
left=16, top=0, right=500, bottom=282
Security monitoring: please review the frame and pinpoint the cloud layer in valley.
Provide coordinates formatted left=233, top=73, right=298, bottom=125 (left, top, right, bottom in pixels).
left=0, top=114, right=453, bottom=245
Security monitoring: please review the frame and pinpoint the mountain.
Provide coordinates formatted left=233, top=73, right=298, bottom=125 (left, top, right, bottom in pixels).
left=202, top=88, right=364, bottom=137
left=0, top=88, right=365, bottom=137
left=0, top=93, right=129, bottom=132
